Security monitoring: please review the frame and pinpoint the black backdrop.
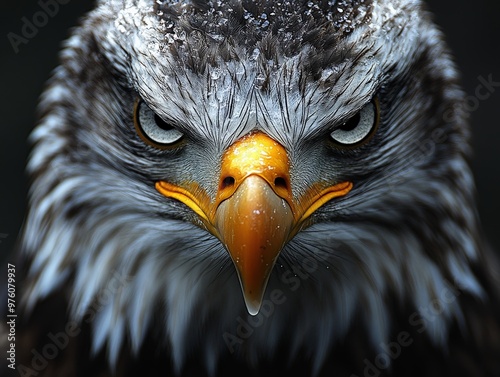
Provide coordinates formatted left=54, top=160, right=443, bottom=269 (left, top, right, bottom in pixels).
left=1, top=1, right=499, bottom=259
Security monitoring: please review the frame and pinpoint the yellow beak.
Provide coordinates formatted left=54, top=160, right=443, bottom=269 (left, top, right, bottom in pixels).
left=156, top=131, right=352, bottom=314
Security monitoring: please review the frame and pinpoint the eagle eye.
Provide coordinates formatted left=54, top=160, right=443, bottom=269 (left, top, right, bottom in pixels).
left=133, top=100, right=184, bottom=148
left=330, top=98, right=379, bottom=146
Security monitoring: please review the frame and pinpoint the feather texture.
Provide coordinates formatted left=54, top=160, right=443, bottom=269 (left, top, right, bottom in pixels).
left=6, top=1, right=500, bottom=376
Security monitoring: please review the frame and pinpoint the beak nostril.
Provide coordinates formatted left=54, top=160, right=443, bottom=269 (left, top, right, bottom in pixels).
left=221, top=176, right=235, bottom=190
left=274, top=177, right=288, bottom=189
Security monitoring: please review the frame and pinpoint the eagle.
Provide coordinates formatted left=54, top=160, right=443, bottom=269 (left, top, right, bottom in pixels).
left=3, top=0, right=500, bottom=376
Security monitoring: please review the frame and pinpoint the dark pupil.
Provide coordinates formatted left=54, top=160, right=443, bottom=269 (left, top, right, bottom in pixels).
left=154, top=114, right=174, bottom=131
left=339, top=112, right=361, bottom=132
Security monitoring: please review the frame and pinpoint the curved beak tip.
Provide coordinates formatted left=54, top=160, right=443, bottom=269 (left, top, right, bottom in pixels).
left=215, top=176, right=294, bottom=315
left=244, top=298, right=262, bottom=316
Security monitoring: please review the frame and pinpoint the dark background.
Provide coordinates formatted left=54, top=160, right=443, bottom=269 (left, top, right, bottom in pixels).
left=0, top=1, right=499, bottom=259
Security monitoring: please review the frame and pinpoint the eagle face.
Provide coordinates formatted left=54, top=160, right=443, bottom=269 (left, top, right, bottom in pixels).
left=17, top=0, right=500, bottom=376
